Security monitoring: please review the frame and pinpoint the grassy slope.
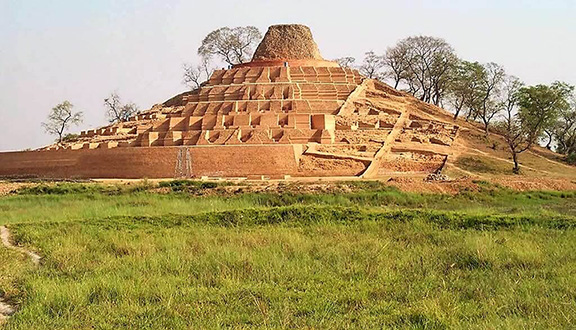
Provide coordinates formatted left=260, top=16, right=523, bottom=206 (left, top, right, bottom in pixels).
left=1, top=184, right=576, bottom=329
left=451, top=127, right=576, bottom=179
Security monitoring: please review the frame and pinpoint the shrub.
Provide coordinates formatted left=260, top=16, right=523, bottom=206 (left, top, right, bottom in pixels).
left=158, top=180, right=220, bottom=193
left=339, top=180, right=391, bottom=191
left=62, top=133, right=80, bottom=142
left=17, top=183, right=121, bottom=195
left=567, top=152, right=576, bottom=165
left=15, top=181, right=156, bottom=195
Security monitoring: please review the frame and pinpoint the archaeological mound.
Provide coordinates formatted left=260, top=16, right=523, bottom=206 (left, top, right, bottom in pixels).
left=0, top=24, right=460, bottom=180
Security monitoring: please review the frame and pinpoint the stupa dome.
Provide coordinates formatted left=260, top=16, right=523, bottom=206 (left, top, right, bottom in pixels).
left=252, top=24, right=324, bottom=61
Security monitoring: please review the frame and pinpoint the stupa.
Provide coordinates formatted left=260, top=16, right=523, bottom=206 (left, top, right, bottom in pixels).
left=0, top=24, right=459, bottom=179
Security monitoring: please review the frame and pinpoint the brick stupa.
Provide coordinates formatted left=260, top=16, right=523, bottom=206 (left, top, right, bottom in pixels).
left=0, top=24, right=459, bottom=179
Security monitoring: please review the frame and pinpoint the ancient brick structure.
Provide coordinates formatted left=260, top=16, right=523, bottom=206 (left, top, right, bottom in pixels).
left=0, top=24, right=459, bottom=179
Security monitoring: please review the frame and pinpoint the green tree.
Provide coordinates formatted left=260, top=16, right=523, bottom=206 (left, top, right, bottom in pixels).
left=517, top=82, right=573, bottom=143
left=497, top=81, right=572, bottom=173
left=552, top=93, right=576, bottom=156
left=447, top=60, right=484, bottom=120
left=41, top=101, right=83, bottom=144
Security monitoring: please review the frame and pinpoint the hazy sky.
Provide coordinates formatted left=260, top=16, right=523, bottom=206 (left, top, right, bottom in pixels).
left=1, top=0, right=574, bottom=151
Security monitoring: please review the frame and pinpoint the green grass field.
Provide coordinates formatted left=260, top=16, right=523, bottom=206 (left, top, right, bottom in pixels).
left=1, top=182, right=575, bottom=329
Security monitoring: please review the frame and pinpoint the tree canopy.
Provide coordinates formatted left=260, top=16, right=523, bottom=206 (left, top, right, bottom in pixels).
left=383, top=36, right=458, bottom=106
left=41, top=101, right=83, bottom=144
left=198, top=26, right=262, bottom=66
left=496, top=81, right=573, bottom=173
left=553, top=94, right=576, bottom=157
left=334, top=57, right=356, bottom=68
left=359, top=51, right=384, bottom=79
left=517, top=82, right=573, bottom=139
left=104, top=93, right=139, bottom=123
left=183, top=59, right=213, bottom=90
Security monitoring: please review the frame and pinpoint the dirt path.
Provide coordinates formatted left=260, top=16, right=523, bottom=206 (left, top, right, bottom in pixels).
left=528, top=150, right=574, bottom=169
left=467, top=148, right=554, bottom=175
left=0, top=225, right=41, bottom=325
left=362, top=109, right=411, bottom=178
left=0, top=300, right=15, bottom=325
left=0, top=226, right=41, bottom=265
left=446, top=163, right=482, bottom=178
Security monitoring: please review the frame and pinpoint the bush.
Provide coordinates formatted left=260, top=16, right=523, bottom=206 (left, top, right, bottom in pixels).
left=62, top=134, right=80, bottom=142
left=567, top=153, right=576, bottom=165
left=17, top=183, right=121, bottom=195
left=158, top=180, right=220, bottom=193
left=339, top=180, right=391, bottom=191
left=16, top=181, right=155, bottom=195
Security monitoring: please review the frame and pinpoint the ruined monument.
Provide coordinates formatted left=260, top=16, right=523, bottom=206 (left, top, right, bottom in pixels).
left=0, top=24, right=459, bottom=179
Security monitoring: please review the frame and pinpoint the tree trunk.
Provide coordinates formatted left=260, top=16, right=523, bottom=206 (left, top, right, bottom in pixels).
left=512, top=152, right=520, bottom=174
left=58, top=126, right=64, bottom=144
left=545, top=131, right=553, bottom=150
left=465, top=110, right=472, bottom=122
left=453, top=109, right=460, bottom=121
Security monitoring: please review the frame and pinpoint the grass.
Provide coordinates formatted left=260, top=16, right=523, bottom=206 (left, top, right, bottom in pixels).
left=458, top=129, right=576, bottom=178
left=1, top=182, right=576, bottom=328
left=455, top=155, right=510, bottom=175
left=2, top=181, right=576, bottom=225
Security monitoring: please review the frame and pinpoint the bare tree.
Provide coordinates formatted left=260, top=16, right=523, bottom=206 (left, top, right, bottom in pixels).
left=104, top=92, right=139, bottom=123
left=474, top=63, right=506, bottom=135
left=42, top=101, right=83, bottom=144
left=499, top=75, right=524, bottom=117
left=495, top=78, right=532, bottom=174
left=387, top=36, right=458, bottom=106
left=428, top=44, right=458, bottom=107
left=183, top=58, right=214, bottom=90
left=334, top=56, right=356, bottom=68
left=383, top=43, right=410, bottom=89
left=497, top=104, right=535, bottom=174
left=359, top=51, right=384, bottom=79
left=198, top=26, right=262, bottom=66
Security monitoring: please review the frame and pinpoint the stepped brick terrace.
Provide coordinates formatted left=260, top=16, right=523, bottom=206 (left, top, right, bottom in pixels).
left=0, top=24, right=460, bottom=180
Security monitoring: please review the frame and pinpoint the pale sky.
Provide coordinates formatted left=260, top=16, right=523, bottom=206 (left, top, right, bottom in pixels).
left=1, top=0, right=574, bottom=151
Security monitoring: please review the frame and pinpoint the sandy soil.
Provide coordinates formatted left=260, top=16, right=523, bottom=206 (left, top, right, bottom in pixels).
left=491, top=177, right=576, bottom=191
left=0, top=182, right=28, bottom=196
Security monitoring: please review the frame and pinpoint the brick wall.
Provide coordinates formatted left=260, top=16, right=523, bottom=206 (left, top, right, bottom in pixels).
left=0, top=145, right=299, bottom=179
